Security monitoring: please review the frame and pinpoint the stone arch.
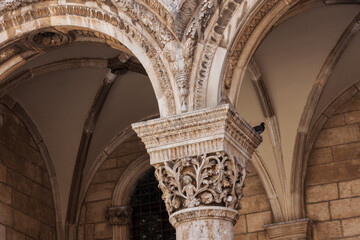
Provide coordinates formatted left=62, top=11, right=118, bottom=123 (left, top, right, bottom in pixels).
left=0, top=1, right=178, bottom=116
left=304, top=84, right=360, bottom=239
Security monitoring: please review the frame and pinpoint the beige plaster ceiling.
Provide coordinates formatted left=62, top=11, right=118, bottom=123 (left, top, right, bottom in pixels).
left=7, top=43, right=159, bottom=226
left=237, top=4, right=360, bottom=190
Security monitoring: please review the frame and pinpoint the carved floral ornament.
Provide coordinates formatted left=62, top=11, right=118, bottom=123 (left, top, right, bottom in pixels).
left=154, top=151, right=248, bottom=215
left=105, top=206, right=133, bottom=226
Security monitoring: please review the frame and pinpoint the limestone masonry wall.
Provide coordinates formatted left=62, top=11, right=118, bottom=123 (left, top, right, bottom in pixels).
left=234, top=163, right=272, bottom=240
left=77, top=134, right=147, bottom=240
left=306, top=94, right=360, bottom=240
left=0, top=105, right=56, bottom=239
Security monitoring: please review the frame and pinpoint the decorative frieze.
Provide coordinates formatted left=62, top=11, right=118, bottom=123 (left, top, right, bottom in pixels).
left=105, top=206, right=133, bottom=226
left=132, top=104, right=262, bottom=164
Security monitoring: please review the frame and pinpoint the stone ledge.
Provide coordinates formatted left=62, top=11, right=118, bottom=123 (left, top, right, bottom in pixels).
left=264, top=218, right=313, bottom=240
left=132, top=104, right=262, bottom=164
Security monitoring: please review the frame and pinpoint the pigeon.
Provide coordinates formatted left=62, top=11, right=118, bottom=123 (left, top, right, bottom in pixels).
left=253, top=122, right=265, bottom=135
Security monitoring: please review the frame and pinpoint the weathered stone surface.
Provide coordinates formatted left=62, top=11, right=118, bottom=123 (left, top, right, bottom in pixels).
left=246, top=211, right=272, bottom=232
left=94, top=222, right=112, bottom=239
left=7, top=169, right=32, bottom=196
left=6, top=228, right=25, bottom=240
left=92, top=168, right=123, bottom=184
left=342, top=217, right=360, bottom=237
left=0, top=224, right=5, bottom=239
left=305, top=183, right=338, bottom=202
left=264, top=218, right=313, bottom=240
left=28, top=198, right=55, bottom=227
left=86, top=200, right=111, bottom=223
left=0, top=163, right=6, bottom=183
left=339, top=179, right=360, bottom=198
left=86, top=182, right=115, bottom=202
left=330, top=197, right=360, bottom=219
left=31, top=183, right=53, bottom=208
left=13, top=210, right=41, bottom=239
left=243, top=176, right=266, bottom=196
left=258, top=231, right=269, bottom=240
left=345, top=111, right=360, bottom=124
left=240, top=194, right=271, bottom=214
left=306, top=202, right=330, bottom=221
left=333, top=141, right=360, bottom=162
left=315, top=221, right=342, bottom=239
left=314, top=124, right=360, bottom=148
left=85, top=224, right=94, bottom=240
left=234, top=233, right=257, bottom=240
left=308, top=147, right=333, bottom=166
left=306, top=159, right=360, bottom=186
left=0, top=182, right=12, bottom=204
left=234, top=215, right=247, bottom=234
left=336, top=95, right=360, bottom=113
left=0, top=201, right=13, bottom=226
left=324, top=114, right=345, bottom=128
left=100, top=159, right=117, bottom=170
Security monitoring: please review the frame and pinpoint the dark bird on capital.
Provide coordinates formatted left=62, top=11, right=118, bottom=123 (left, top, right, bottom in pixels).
left=253, top=122, right=265, bottom=135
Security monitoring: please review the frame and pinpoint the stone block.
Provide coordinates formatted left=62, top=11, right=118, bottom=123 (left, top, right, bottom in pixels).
left=336, top=95, right=360, bottom=114
left=24, top=161, right=42, bottom=184
left=39, top=224, right=55, bottom=240
left=86, top=200, right=111, bottom=223
left=100, top=159, right=117, bottom=170
left=94, top=222, right=112, bottom=239
left=28, top=198, right=55, bottom=227
left=339, top=179, right=360, bottom=198
left=116, top=151, right=145, bottom=168
left=0, top=224, right=5, bottom=239
left=305, top=183, right=338, bottom=202
left=77, top=225, right=84, bottom=240
left=246, top=211, right=272, bottom=232
left=306, top=202, right=330, bottom=221
left=6, top=228, right=25, bottom=240
left=247, top=162, right=258, bottom=177
left=308, top=147, right=333, bottom=166
left=258, top=231, right=269, bottom=240
left=0, top=201, right=13, bottom=226
left=13, top=210, right=41, bottom=238
left=240, top=194, right=271, bottom=214
left=345, top=111, right=360, bottom=124
left=306, top=159, right=360, bottom=186
left=7, top=169, right=32, bottom=196
left=109, top=139, right=145, bottom=158
left=0, top=163, right=6, bottom=183
left=31, top=182, right=53, bottom=208
left=234, top=233, right=257, bottom=240
left=314, top=124, right=360, bottom=148
left=234, top=215, right=247, bottom=234
left=12, top=190, right=28, bottom=214
left=92, top=168, right=123, bottom=184
left=342, top=217, right=360, bottom=237
left=315, top=221, right=342, bottom=239
left=86, top=182, right=115, bottom=202
left=0, top=182, right=12, bottom=204
left=330, top=197, right=360, bottom=219
left=333, top=142, right=360, bottom=162
left=324, top=114, right=345, bottom=128
left=0, top=145, right=26, bottom=175
left=243, top=176, right=265, bottom=196
left=85, top=224, right=94, bottom=240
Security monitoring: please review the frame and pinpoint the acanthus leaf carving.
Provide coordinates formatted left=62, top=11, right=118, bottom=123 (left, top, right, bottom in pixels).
left=154, top=152, right=248, bottom=215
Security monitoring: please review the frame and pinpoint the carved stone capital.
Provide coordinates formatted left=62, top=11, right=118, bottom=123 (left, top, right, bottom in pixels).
left=264, top=218, right=313, bottom=240
left=132, top=104, right=262, bottom=165
left=133, top=105, right=262, bottom=223
left=154, top=152, right=247, bottom=217
left=105, top=206, right=132, bottom=226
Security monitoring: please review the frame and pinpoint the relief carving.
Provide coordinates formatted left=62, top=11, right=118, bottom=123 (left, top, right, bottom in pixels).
left=154, top=152, right=248, bottom=215
left=0, top=46, right=20, bottom=64
left=106, top=206, right=133, bottom=226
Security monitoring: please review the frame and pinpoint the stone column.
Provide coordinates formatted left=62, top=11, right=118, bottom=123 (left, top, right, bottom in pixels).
left=105, top=206, right=132, bottom=240
left=132, top=104, right=262, bottom=240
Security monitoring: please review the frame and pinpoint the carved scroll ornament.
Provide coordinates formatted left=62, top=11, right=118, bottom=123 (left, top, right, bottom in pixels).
left=106, top=206, right=133, bottom=226
left=154, top=152, right=248, bottom=215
